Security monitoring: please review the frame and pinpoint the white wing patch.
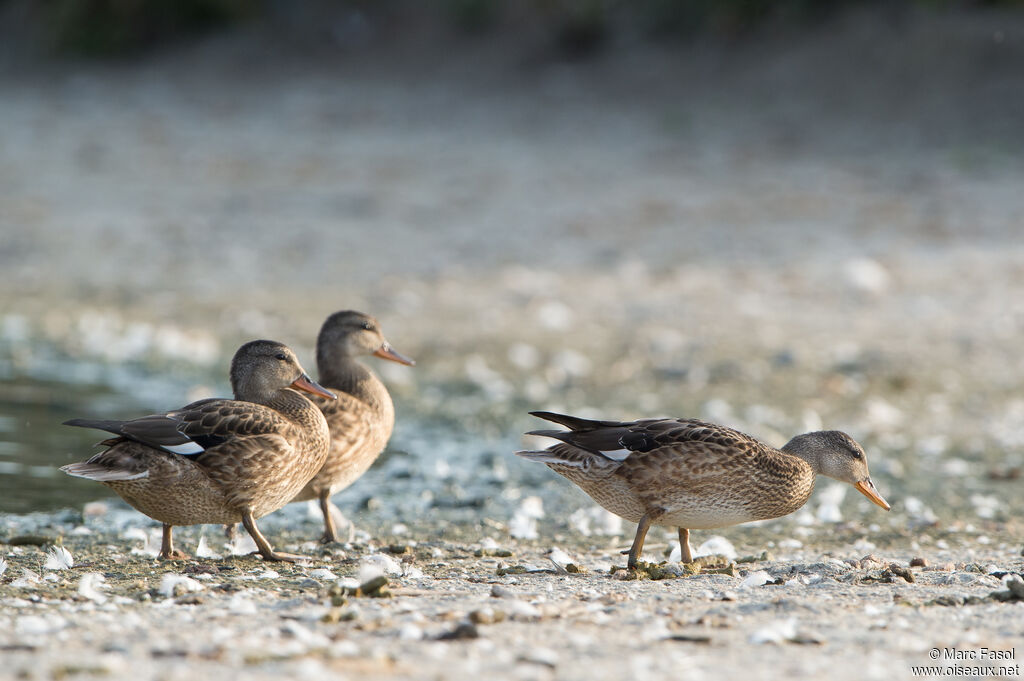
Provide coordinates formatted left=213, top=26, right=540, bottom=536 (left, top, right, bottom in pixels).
left=600, top=448, right=632, bottom=461
left=161, top=441, right=205, bottom=456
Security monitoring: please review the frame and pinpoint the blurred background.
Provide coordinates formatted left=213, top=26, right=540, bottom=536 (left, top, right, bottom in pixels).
left=1, top=1, right=1022, bottom=546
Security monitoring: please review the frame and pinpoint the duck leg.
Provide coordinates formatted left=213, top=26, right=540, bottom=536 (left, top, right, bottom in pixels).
left=241, top=511, right=309, bottom=563
left=319, top=489, right=340, bottom=544
left=627, top=514, right=655, bottom=569
left=678, top=528, right=693, bottom=563
left=159, top=524, right=190, bottom=560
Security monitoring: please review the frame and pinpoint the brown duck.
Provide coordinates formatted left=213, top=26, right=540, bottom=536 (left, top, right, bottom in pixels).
left=62, top=340, right=335, bottom=562
left=517, top=411, right=890, bottom=569
left=288, top=310, right=414, bottom=543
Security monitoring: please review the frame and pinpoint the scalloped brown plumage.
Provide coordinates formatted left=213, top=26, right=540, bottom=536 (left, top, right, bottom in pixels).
left=62, top=340, right=335, bottom=562
left=517, top=410, right=889, bottom=569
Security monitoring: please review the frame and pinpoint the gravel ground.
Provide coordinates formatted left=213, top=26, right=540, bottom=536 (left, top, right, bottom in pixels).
left=2, top=7, right=1024, bottom=680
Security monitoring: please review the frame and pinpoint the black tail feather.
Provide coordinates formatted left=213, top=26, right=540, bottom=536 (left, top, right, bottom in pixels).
left=526, top=411, right=631, bottom=452
left=527, top=410, right=627, bottom=431
left=63, top=418, right=126, bottom=436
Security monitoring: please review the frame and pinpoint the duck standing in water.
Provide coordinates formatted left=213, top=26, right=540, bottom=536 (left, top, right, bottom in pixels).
left=518, top=411, right=890, bottom=568
left=62, top=340, right=335, bottom=562
left=288, top=310, right=414, bottom=543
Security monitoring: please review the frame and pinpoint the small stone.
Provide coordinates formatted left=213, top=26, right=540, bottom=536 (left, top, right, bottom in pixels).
left=436, top=622, right=479, bottom=640
left=474, top=548, right=513, bottom=558
left=887, top=564, right=915, bottom=583
left=910, top=557, right=927, bottom=568
left=1006, top=575, right=1024, bottom=599
left=468, top=607, right=505, bottom=625
left=933, top=595, right=967, bottom=607
left=357, top=575, right=390, bottom=597
left=989, top=590, right=1016, bottom=603
left=490, top=584, right=515, bottom=599
left=518, top=648, right=558, bottom=667
left=505, top=600, right=541, bottom=620
left=495, top=565, right=527, bottom=577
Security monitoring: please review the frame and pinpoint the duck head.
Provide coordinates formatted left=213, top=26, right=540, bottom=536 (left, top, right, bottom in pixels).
left=781, top=430, right=890, bottom=510
left=316, top=310, right=415, bottom=368
left=230, top=340, right=336, bottom=403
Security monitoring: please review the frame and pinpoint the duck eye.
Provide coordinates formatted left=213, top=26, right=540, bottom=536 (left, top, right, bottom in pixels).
left=361, top=322, right=373, bottom=331
left=274, top=353, right=287, bottom=361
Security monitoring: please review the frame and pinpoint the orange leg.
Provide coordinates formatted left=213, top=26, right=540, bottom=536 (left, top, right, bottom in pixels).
left=159, top=524, right=190, bottom=560
left=241, top=511, right=308, bottom=563
left=628, top=514, right=654, bottom=569
left=319, top=489, right=339, bottom=544
left=678, top=528, right=693, bottom=563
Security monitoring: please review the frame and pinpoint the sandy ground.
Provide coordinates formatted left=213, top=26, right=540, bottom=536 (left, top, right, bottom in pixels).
left=2, top=6, right=1024, bottom=680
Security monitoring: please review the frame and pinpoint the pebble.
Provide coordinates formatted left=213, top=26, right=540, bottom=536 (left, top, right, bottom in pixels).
left=518, top=648, right=559, bottom=668
left=910, top=557, right=927, bottom=568
left=399, top=624, right=425, bottom=641
left=469, top=607, right=505, bottom=625
left=490, top=584, right=516, bottom=599
left=436, top=622, right=478, bottom=640
left=843, top=258, right=890, bottom=294
left=505, top=600, right=541, bottom=621
left=14, top=614, right=68, bottom=636
left=749, top=618, right=824, bottom=645
left=995, top=575, right=1024, bottom=601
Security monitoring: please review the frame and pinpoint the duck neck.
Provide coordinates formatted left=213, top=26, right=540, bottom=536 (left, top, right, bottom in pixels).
left=264, top=388, right=325, bottom=429
left=318, top=355, right=392, bottom=415
left=780, top=439, right=824, bottom=476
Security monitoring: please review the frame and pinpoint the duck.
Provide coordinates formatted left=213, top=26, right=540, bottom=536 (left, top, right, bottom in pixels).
left=61, top=340, right=336, bottom=562
left=288, top=310, right=414, bottom=543
left=517, top=410, right=890, bottom=569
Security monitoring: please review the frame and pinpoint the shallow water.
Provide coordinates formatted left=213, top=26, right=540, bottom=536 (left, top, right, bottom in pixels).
left=0, top=375, right=157, bottom=513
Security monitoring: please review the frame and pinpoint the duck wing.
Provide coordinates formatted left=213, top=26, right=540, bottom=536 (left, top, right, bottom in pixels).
left=64, top=398, right=298, bottom=459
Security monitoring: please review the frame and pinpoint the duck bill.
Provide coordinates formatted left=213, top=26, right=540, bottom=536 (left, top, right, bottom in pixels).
left=291, top=374, right=337, bottom=400
left=374, top=342, right=415, bottom=366
left=855, top=478, right=891, bottom=511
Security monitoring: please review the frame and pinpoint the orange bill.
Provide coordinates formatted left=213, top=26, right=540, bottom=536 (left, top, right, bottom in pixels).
left=374, top=342, right=415, bottom=366
left=855, top=478, right=891, bottom=511
left=291, top=374, right=337, bottom=400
